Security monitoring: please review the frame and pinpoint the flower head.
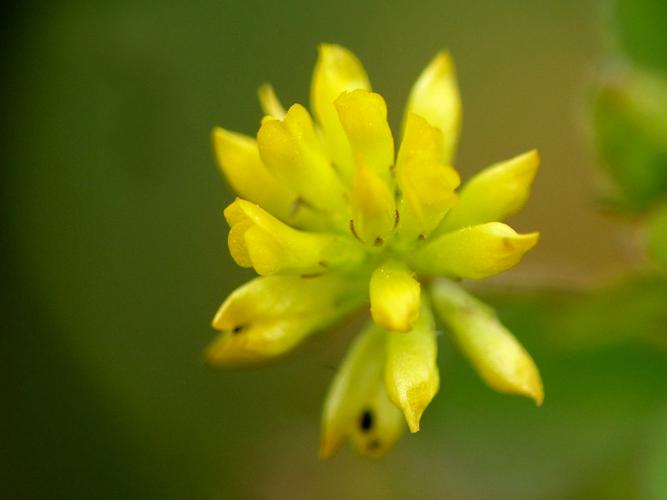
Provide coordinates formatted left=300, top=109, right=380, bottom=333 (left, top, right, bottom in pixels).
left=209, top=44, right=543, bottom=458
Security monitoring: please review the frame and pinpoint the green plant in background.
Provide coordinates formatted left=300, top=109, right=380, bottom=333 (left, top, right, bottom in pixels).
left=208, top=44, right=543, bottom=458
left=592, top=0, right=667, bottom=272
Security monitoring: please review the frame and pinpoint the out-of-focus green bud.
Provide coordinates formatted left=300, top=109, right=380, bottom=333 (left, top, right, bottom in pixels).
left=592, top=68, right=667, bottom=211
left=430, top=279, right=543, bottom=405
left=612, top=0, right=667, bottom=74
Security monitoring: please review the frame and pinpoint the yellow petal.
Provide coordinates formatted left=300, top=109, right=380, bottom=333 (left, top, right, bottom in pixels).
left=384, top=300, right=440, bottom=432
left=335, top=89, right=394, bottom=184
left=227, top=218, right=253, bottom=268
left=410, top=222, right=539, bottom=279
left=207, top=274, right=362, bottom=367
left=258, top=83, right=286, bottom=119
left=369, top=260, right=420, bottom=332
left=396, top=113, right=461, bottom=240
left=430, top=279, right=543, bottom=405
left=439, top=150, right=540, bottom=233
left=320, top=324, right=404, bottom=459
left=404, top=51, right=461, bottom=164
left=212, top=127, right=293, bottom=220
left=224, top=198, right=363, bottom=276
left=311, top=44, right=371, bottom=184
left=257, top=104, right=348, bottom=222
left=350, top=159, right=397, bottom=246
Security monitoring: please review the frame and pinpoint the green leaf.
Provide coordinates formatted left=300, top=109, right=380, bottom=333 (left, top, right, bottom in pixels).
left=612, top=0, right=667, bottom=75
left=647, top=205, right=667, bottom=269
left=592, top=68, right=667, bottom=211
left=646, top=414, right=667, bottom=500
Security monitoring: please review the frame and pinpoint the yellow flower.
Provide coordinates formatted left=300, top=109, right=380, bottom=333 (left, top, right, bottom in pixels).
left=209, top=43, right=543, bottom=458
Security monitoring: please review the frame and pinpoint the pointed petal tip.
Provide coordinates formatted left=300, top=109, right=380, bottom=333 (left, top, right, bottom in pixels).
left=371, top=314, right=415, bottom=334
left=528, top=377, right=544, bottom=407
left=504, top=229, right=540, bottom=255
left=515, top=149, right=541, bottom=177
left=257, top=83, right=286, bottom=119
left=203, top=338, right=226, bottom=368
left=518, top=231, right=540, bottom=250
left=211, top=125, right=224, bottom=139
left=434, top=50, right=453, bottom=66
left=318, top=432, right=342, bottom=460
left=526, top=148, right=540, bottom=163
left=404, top=407, right=423, bottom=433
left=318, top=42, right=345, bottom=57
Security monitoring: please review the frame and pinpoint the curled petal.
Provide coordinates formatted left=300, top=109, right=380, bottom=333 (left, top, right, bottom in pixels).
left=320, top=324, right=404, bottom=459
left=439, top=150, right=539, bottom=233
left=431, top=279, right=543, bottom=404
left=384, top=300, right=439, bottom=432
left=257, top=104, right=348, bottom=221
left=258, top=83, right=286, bottom=119
left=396, top=113, right=461, bottom=240
left=370, top=259, right=420, bottom=333
left=335, top=89, right=394, bottom=184
left=207, top=274, right=362, bottom=367
left=311, top=44, right=371, bottom=184
left=410, top=222, right=538, bottom=279
left=224, top=198, right=363, bottom=276
left=404, top=51, right=461, bottom=164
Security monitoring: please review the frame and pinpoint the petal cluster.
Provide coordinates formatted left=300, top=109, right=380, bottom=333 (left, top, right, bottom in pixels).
left=209, top=44, right=543, bottom=458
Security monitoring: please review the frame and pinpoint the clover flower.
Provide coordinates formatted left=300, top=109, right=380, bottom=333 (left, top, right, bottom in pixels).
left=208, top=44, right=543, bottom=458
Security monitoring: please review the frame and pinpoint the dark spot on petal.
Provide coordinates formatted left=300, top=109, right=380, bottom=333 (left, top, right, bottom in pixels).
left=232, top=325, right=244, bottom=335
left=300, top=272, right=324, bottom=279
left=394, top=209, right=400, bottom=229
left=367, top=439, right=381, bottom=450
left=349, top=219, right=361, bottom=242
left=418, top=233, right=426, bottom=241
left=318, top=261, right=329, bottom=268
left=359, top=409, right=374, bottom=432
left=373, top=237, right=384, bottom=246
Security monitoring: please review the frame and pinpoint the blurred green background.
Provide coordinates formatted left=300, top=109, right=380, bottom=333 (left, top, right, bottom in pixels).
left=3, top=0, right=667, bottom=498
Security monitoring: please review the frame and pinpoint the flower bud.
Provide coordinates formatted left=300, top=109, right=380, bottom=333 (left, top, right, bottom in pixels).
left=439, top=150, right=539, bottom=233
left=411, top=222, right=539, bottom=279
left=404, top=51, right=460, bottom=164
left=224, top=198, right=363, bottom=276
left=311, top=44, right=371, bottom=184
left=369, top=260, right=420, bottom=332
left=320, top=325, right=404, bottom=459
left=207, top=274, right=362, bottom=367
left=384, top=300, right=440, bottom=432
left=431, top=279, right=543, bottom=405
